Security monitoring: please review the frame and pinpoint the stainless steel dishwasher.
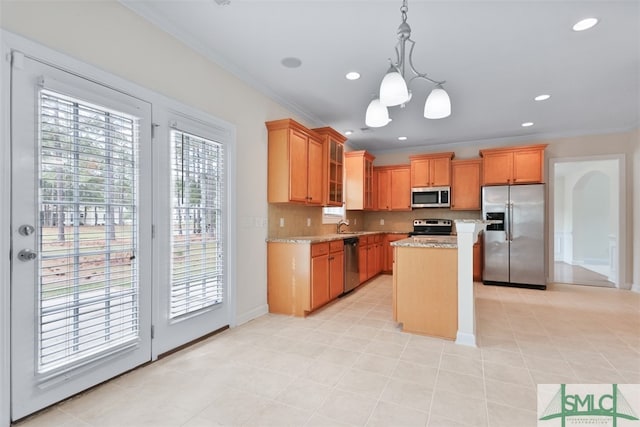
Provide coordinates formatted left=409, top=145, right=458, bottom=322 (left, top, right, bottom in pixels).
left=343, top=237, right=359, bottom=293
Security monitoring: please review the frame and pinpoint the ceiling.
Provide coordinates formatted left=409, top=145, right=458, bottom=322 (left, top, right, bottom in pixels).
left=120, top=0, right=639, bottom=153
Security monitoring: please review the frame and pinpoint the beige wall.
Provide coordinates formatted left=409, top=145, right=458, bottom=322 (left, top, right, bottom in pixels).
left=372, top=130, right=638, bottom=288
left=0, top=0, right=315, bottom=323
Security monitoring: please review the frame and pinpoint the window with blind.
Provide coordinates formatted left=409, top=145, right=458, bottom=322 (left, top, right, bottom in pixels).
left=170, top=130, right=224, bottom=318
left=38, top=89, right=140, bottom=373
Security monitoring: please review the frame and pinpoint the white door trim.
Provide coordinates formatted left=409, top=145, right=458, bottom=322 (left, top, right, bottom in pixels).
left=548, top=154, right=626, bottom=288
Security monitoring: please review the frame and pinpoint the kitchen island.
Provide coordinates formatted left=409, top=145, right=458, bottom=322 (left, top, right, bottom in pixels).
left=392, top=236, right=458, bottom=339
left=391, top=220, right=488, bottom=346
left=392, top=236, right=458, bottom=340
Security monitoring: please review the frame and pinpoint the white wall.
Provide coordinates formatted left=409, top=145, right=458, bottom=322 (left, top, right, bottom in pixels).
left=0, top=3, right=314, bottom=424
left=373, top=129, right=638, bottom=288
left=634, top=132, right=640, bottom=291
left=0, top=0, right=316, bottom=324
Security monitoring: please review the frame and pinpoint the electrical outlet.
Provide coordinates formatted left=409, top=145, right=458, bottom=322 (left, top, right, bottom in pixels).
left=380, top=219, right=385, bottom=225
left=279, top=217, right=285, bottom=227
left=354, top=218, right=357, bottom=225
left=306, top=218, right=311, bottom=227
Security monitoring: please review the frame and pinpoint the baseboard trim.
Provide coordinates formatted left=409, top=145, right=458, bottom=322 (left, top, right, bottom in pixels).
left=235, top=304, right=269, bottom=326
left=631, top=283, right=640, bottom=293
left=455, top=332, right=477, bottom=348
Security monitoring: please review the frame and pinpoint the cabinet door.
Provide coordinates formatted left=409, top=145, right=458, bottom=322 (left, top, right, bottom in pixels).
left=329, top=250, right=344, bottom=299
left=364, top=158, right=375, bottom=209
left=482, top=152, right=513, bottom=185
left=473, top=241, right=482, bottom=282
left=390, top=167, right=411, bottom=210
left=289, top=129, right=309, bottom=202
left=430, top=157, right=452, bottom=186
left=513, top=149, right=543, bottom=183
left=307, top=136, right=324, bottom=204
left=411, top=159, right=431, bottom=187
left=367, top=243, right=377, bottom=279
left=376, top=169, right=390, bottom=210
left=358, top=244, right=368, bottom=284
left=327, top=140, right=344, bottom=206
left=311, top=254, right=330, bottom=309
left=451, top=160, right=481, bottom=210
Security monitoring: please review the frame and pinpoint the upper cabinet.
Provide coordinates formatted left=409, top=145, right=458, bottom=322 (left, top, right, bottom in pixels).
left=409, top=152, right=455, bottom=187
left=376, top=165, right=411, bottom=211
left=345, top=150, right=376, bottom=210
left=267, top=119, right=341, bottom=206
left=480, top=144, right=548, bottom=185
left=451, top=159, right=482, bottom=211
left=312, top=127, right=347, bottom=207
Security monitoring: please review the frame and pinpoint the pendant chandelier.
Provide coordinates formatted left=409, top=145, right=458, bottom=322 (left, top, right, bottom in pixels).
left=365, top=0, right=451, bottom=128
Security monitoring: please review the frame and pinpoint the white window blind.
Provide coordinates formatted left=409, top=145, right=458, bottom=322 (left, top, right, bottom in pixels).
left=38, top=89, right=140, bottom=373
left=170, top=129, right=224, bottom=318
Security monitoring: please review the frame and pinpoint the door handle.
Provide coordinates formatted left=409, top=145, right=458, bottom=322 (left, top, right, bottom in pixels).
left=509, top=202, right=514, bottom=242
left=18, top=249, right=37, bottom=262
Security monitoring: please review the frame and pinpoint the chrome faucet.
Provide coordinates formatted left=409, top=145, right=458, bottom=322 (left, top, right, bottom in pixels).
left=337, top=219, right=350, bottom=234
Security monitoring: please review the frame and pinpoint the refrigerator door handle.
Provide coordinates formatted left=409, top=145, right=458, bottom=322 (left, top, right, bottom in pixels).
left=509, top=202, right=514, bottom=242
left=504, top=203, right=510, bottom=241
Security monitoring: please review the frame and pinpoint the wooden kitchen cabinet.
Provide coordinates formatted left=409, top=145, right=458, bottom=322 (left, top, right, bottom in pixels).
left=329, top=240, right=344, bottom=299
left=311, top=244, right=330, bottom=309
left=312, top=127, right=347, bottom=207
left=451, top=159, right=482, bottom=210
left=266, top=119, right=324, bottom=205
left=409, top=152, right=455, bottom=187
left=383, top=234, right=409, bottom=273
left=480, top=144, right=547, bottom=185
left=473, top=234, right=483, bottom=282
left=345, top=150, right=376, bottom=210
left=358, top=235, right=369, bottom=284
left=268, top=240, right=344, bottom=316
left=376, top=165, right=411, bottom=211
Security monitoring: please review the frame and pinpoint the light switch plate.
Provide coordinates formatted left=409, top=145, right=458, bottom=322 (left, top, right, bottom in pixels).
left=306, top=218, right=311, bottom=227
left=380, top=219, right=385, bottom=225
left=279, top=218, right=285, bottom=227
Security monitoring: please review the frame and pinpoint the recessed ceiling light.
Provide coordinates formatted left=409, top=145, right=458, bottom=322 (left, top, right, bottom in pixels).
left=345, top=130, right=353, bottom=136
left=534, top=94, right=551, bottom=101
left=573, top=18, right=598, bottom=32
left=281, top=57, right=302, bottom=68
left=398, top=136, right=407, bottom=141
left=521, top=122, right=534, bottom=127
left=345, top=72, right=360, bottom=80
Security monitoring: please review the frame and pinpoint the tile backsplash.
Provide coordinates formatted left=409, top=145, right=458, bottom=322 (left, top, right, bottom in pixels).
left=268, top=204, right=481, bottom=237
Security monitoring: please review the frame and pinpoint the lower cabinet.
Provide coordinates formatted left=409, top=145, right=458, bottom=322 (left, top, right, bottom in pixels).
left=473, top=234, right=483, bottom=282
left=329, top=241, right=345, bottom=299
left=358, top=234, right=384, bottom=284
left=383, top=234, right=409, bottom=273
left=268, top=240, right=344, bottom=316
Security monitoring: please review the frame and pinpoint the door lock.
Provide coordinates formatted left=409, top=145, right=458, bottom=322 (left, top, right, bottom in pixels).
left=18, top=224, right=35, bottom=236
left=17, top=249, right=37, bottom=262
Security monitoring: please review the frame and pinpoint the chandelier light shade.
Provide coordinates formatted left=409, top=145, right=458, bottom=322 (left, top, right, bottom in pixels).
left=380, top=67, right=410, bottom=107
left=424, top=86, right=451, bottom=119
left=367, top=0, right=451, bottom=127
left=365, top=98, right=391, bottom=128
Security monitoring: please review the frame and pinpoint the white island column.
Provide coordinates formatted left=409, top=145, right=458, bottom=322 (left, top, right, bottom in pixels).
left=454, top=220, right=486, bottom=347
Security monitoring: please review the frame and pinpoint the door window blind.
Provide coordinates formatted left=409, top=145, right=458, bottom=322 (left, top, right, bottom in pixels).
left=170, top=130, right=224, bottom=318
left=38, top=89, right=140, bottom=373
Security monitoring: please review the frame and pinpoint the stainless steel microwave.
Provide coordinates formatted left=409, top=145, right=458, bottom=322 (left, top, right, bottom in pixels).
left=411, top=186, right=451, bottom=208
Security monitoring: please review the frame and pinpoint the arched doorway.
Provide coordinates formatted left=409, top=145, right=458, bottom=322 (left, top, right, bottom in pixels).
left=551, top=157, right=622, bottom=287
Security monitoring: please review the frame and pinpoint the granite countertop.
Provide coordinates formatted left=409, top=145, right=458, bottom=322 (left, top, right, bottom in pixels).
left=266, top=230, right=411, bottom=244
left=390, top=235, right=458, bottom=249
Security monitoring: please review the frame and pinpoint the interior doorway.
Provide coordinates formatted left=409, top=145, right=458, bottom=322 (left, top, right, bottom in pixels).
left=550, top=156, right=624, bottom=288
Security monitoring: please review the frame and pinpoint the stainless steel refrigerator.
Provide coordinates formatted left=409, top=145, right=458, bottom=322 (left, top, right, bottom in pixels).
left=482, top=184, right=546, bottom=289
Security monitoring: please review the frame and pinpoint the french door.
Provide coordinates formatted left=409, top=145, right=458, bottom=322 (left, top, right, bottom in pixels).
left=10, top=55, right=153, bottom=419
left=10, top=52, right=231, bottom=420
left=151, top=115, right=230, bottom=356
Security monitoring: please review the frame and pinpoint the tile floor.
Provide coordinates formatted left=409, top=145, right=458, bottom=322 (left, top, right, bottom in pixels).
left=15, top=275, right=640, bottom=427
